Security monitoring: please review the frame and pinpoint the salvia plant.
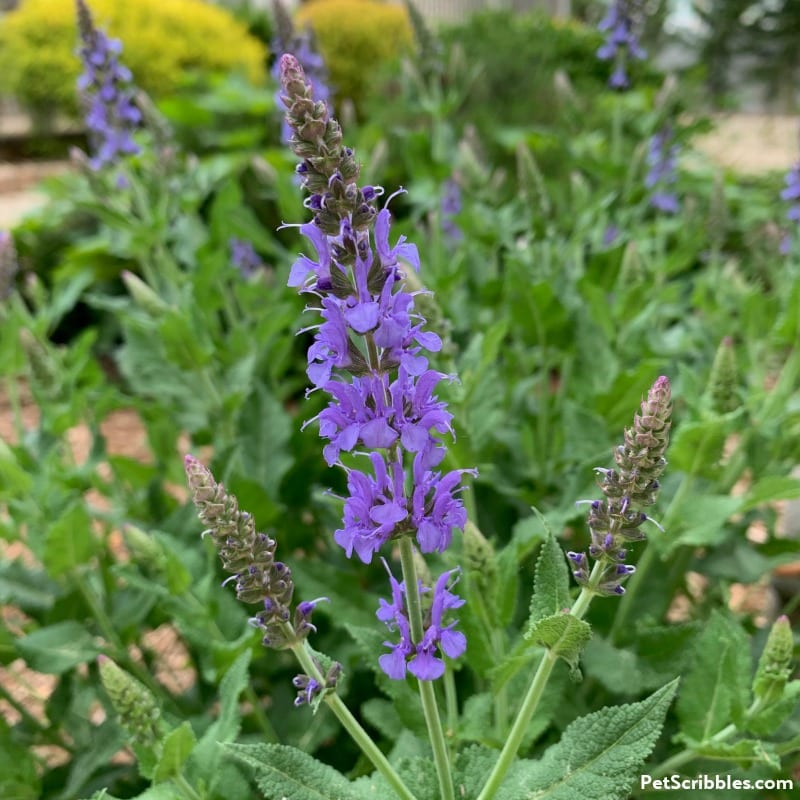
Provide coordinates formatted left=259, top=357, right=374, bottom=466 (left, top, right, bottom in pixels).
left=3, top=4, right=800, bottom=800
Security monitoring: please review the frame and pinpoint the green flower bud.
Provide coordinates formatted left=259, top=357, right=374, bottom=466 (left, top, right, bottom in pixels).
left=98, top=656, right=161, bottom=747
left=706, top=336, right=738, bottom=415
left=121, top=271, right=170, bottom=316
left=753, top=615, right=794, bottom=706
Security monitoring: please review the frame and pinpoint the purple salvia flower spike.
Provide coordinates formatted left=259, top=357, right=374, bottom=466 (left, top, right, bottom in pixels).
left=781, top=161, right=800, bottom=254
left=572, top=377, right=672, bottom=596
left=645, top=125, right=680, bottom=215
left=596, top=0, right=647, bottom=91
left=75, top=0, right=141, bottom=171
left=280, top=54, right=475, bottom=678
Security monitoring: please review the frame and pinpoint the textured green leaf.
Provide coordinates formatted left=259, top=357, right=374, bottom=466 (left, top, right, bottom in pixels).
left=498, top=679, right=679, bottom=800
left=454, top=746, right=500, bottom=800
left=528, top=526, right=571, bottom=624
left=187, top=650, right=251, bottom=788
left=526, top=614, right=591, bottom=674
left=16, top=621, right=101, bottom=674
left=677, top=611, right=751, bottom=741
left=225, top=742, right=361, bottom=800
left=153, top=721, right=197, bottom=783
left=43, top=501, right=99, bottom=576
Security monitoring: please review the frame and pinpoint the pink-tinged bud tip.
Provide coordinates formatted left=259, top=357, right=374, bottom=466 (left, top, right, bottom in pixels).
left=97, top=654, right=110, bottom=664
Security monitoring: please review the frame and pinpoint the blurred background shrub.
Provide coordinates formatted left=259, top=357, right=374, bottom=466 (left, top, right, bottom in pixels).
left=0, top=0, right=268, bottom=117
left=295, top=0, right=413, bottom=109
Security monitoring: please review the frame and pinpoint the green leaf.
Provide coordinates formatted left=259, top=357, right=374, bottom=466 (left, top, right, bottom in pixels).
left=16, top=621, right=101, bottom=674
left=528, top=525, right=571, bottom=624
left=667, top=494, right=742, bottom=552
left=498, top=679, right=679, bottom=800
left=677, top=611, right=751, bottom=741
left=225, top=742, right=362, bottom=800
left=741, top=475, right=800, bottom=511
left=526, top=614, right=591, bottom=675
left=153, top=721, right=197, bottom=783
left=228, top=383, right=293, bottom=500
left=454, top=746, right=499, bottom=800
left=746, top=681, right=800, bottom=735
left=0, top=561, right=60, bottom=612
left=668, top=418, right=730, bottom=478
left=0, top=718, right=41, bottom=800
left=43, top=501, right=99, bottom=576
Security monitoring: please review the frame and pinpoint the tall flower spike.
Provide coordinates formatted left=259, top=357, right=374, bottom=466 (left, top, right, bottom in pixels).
left=569, top=376, right=672, bottom=596
left=645, top=125, right=680, bottom=214
left=780, top=161, right=800, bottom=255
left=280, top=54, right=475, bottom=566
left=184, top=455, right=322, bottom=649
left=76, top=0, right=142, bottom=171
left=597, top=0, right=647, bottom=91
left=0, top=231, right=18, bottom=300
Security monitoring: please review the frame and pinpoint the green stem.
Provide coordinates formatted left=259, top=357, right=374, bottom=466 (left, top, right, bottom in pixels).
left=399, top=537, right=455, bottom=800
left=74, top=570, right=165, bottom=703
left=443, top=664, right=458, bottom=759
left=476, top=564, right=602, bottom=800
left=287, top=632, right=417, bottom=800
left=174, top=771, right=204, bottom=800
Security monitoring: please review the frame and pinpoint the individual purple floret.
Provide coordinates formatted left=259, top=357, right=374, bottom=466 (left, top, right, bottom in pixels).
left=645, top=126, right=680, bottom=215
left=75, top=0, right=141, bottom=171
left=780, top=161, right=800, bottom=254
left=377, top=560, right=466, bottom=681
left=229, top=237, right=263, bottom=277
left=597, top=0, right=647, bottom=90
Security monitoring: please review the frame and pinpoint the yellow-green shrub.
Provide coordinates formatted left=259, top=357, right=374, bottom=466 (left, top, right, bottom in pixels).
left=0, top=0, right=267, bottom=114
left=295, top=0, right=412, bottom=107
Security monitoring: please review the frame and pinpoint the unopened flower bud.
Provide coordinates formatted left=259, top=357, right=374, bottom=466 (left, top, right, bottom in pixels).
left=753, top=615, right=794, bottom=706
left=98, top=655, right=161, bottom=746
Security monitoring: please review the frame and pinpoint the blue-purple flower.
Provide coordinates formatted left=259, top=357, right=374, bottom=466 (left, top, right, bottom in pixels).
left=377, top=560, right=466, bottom=681
left=645, top=126, right=680, bottom=214
left=441, top=179, right=463, bottom=243
left=780, top=161, right=800, bottom=254
left=279, top=54, right=474, bottom=566
left=76, top=0, right=141, bottom=171
left=229, top=237, right=263, bottom=277
left=597, top=0, right=647, bottom=90
left=279, top=54, right=474, bottom=676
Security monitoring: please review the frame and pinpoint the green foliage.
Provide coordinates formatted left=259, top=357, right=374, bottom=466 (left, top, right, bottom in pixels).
left=2, top=5, right=800, bottom=800
left=0, top=0, right=267, bottom=116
